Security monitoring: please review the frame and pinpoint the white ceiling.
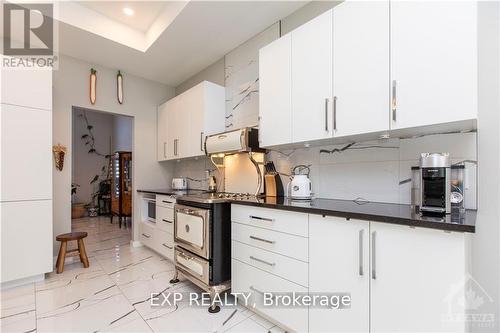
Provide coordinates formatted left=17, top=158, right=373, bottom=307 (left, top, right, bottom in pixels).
left=56, top=1, right=307, bottom=87
left=77, top=1, right=169, bottom=32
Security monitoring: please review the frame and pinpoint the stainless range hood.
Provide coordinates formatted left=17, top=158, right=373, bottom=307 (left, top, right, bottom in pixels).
left=204, top=127, right=262, bottom=155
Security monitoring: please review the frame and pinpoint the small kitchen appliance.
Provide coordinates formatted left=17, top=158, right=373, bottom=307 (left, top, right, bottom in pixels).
left=419, top=153, right=451, bottom=215
left=172, top=177, right=187, bottom=190
left=287, top=165, right=312, bottom=200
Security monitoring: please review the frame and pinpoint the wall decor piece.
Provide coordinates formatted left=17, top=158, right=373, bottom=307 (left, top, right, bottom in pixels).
left=89, top=68, right=97, bottom=104
left=117, top=70, right=123, bottom=104
left=224, top=23, right=279, bottom=129
left=52, top=144, right=67, bottom=171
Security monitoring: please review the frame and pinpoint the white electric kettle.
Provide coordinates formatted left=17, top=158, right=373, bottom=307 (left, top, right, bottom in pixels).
left=286, top=165, right=312, bottom=200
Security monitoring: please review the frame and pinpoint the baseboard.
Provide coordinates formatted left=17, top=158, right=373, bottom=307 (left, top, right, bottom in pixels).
left=131, top=240, right=143, bottom=248
left=1, top=274, right=45, bottom=290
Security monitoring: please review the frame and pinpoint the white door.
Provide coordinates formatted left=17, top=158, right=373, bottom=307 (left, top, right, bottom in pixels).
left=309, top=214, right=369, bottom=332
left=333, top=0, right=390, bottom=137
left=259, top=33, right=292, bottom=147
left=390, top=1, right=477, bottom=129
left=184, top=85, right=205, bottom=158
left=176, top=95, right=190, bottom=159
left=291, top=10, right=333, bottom=143
left=157, top=102, right=168, bottom=161
left=0, top=104, right=52, bottom=202
left=370, top=223, right=467, bottom=333
left=1, top=200, right=53, bottom=283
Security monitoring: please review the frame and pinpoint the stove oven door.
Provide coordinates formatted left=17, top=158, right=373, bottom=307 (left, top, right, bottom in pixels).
left=174, top=204, right=210, bottom=259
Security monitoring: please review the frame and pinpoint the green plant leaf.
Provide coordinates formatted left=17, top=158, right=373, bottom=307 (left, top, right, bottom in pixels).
left=90, top=175, right=99, bottom=184
left=87, top=125, right=93, bottom=130
left=88, top=148, right=96, bottom=153
left=81, top=134, right=89, bottom=139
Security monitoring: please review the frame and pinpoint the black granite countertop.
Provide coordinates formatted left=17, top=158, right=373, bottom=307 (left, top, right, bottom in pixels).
left=137, top=188, right=206, bottom=196
left=230, top=196, right=476, bottom=233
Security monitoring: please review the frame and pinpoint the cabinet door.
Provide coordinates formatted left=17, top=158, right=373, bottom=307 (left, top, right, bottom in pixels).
left=0, top=104, right=52, bottom=202
left=165, top=98, right=179, bottom=160
left=370, top=223, right=466, bottom=332
left=259, top=34, right=292, bottom=147
left=1, top=200, right=53, bottom=283
left=157, top=103, right=168, bottom=161
left=333, top=0, right=389, bottom=137
left=1, top=65, right=52, bottom=110
left=390, top=1, right=477, bottom=129
left=309, top=215, right=369, bottom=333
left=183, top=85, right=205, bottom=158
left=176, top=96, right=190, bottom=159
left=291, top=10, right=333, bottom=143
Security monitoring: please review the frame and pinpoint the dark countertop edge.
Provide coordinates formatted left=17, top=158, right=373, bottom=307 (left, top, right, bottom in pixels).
left=230, top=200, right=476, bottom=233
left=137, top=189, right=170, bottom=194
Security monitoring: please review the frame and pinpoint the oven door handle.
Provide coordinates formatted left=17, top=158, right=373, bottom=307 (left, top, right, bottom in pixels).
left=176, top=208, right=204, bottom=217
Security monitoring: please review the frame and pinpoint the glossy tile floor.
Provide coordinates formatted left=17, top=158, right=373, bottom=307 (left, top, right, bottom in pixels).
left=0, top=217, right=285, bottom=333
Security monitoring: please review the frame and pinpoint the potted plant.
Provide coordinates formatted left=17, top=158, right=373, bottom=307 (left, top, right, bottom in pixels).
left=71, top=183, right=86, bottom=219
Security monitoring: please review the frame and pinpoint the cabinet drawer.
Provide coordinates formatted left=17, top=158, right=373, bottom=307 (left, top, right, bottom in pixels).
left=232, top=222, right=308, bottom=262
left=154, top=229, right=174, bottom=260
left=232, top=241, right=308, bottom=287
left=140, top=222, right=155, bottom=248
left=231, top=204, right=308, bottom=237
left=156, top=206, right=174, bottom=233
left=232, top=259, right=308, bottom=333
left=156, top=195, right=175, bottom=208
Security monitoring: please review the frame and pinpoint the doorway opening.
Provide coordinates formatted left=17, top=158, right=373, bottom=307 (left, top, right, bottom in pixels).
left=71, top=106, right=133, bottom=236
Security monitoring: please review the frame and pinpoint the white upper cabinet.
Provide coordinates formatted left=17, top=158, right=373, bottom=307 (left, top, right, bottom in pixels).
left=157, top=81, right=225, bottom=161
left=390, top=1, right=477, bottom=130
left=333, top=0, right=390, bottom=137
left=259, top=34, right=292, bottom=148
left=309, top=215, right=370, bottom=333
left=291, top=9, right=333, bottom=143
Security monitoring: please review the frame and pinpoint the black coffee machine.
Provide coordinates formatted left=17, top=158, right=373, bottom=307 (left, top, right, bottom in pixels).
left=419, top=153, right=451, bottom=216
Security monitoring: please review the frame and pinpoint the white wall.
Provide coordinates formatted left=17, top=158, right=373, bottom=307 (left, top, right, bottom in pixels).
left=71, top=108, right=114, bottom=204
left=53, top=55, right=175, bottom=254
left=113, top=115, right=133, bottom=152
left=473, top=2, right=500, bottom=331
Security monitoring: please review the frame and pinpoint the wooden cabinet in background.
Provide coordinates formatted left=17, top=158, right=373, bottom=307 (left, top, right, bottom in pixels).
left=111, top=151, right=132, bottom=228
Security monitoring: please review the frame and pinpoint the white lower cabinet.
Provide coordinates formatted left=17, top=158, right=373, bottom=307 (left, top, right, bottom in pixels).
left=232, top=259, right=308, bottom=333
left=153, top=229, right=174, bottom=261
left=140, top=221, right=155, bottom=248
left=1, top=200, right=53, bottom=283
left=370, top=223, right=467, bottom=333
left=309, top=215, right=370, bottom=333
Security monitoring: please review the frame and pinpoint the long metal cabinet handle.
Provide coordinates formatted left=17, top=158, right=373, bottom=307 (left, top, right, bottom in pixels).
left=324, top=98, right=329, bottom=131
left=392, top=80, right=397, bottom=121
left=162, top=219, right=173, bottom=224
left=249, top=235, right=275, bottom=244
left=162, top=243, right=173, bottom=249
left=163, top=142, right=166, bottom=158
left=371, top=231, right=376, bottom=279
left=142, top=233, right=151, bottom=238
left=249, top=256, right=275, bottom=267
left=359, top=229, right=364, bottom=276
left=200, top=132, right=204, bottom=152
left=333, top=96, right=337, bottom=131
left=249, top=215, right=274, bottom=222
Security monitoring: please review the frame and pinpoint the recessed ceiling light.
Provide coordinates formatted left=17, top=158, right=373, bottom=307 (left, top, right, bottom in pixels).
left=123, top=7, right=134, bottom=16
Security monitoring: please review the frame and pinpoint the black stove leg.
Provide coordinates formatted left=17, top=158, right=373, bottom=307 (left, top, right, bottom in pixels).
left=169, top=269, right=179, bottom=284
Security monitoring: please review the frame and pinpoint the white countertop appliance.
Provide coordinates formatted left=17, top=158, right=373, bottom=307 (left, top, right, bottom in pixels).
left=287, top=165, right=312, bottom=200
left=172, top=177, right=187, bottom=190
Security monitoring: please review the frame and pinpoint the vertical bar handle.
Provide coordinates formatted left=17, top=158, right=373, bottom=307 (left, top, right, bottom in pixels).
left=359, top=229, right=364, bottom=276
left=392, top=80, right=397, bottom=121
left=371, top=231, right=376, bottom=280
left=333, top=96, right=338, bottom=131
left=163, top=142, right=166, bottom=158
left=324, top=98, right=329, bottom=131
left=200, top=132, right=204, bottom=152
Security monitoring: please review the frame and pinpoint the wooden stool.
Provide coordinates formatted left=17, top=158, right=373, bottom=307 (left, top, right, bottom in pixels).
left=55, top=232, right=89, bottom=274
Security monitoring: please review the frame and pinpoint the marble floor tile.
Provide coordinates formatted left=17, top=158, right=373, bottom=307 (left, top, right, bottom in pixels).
left=0, top=283, right=36, bottom=333
left=1, top=216, right=284, bottom=333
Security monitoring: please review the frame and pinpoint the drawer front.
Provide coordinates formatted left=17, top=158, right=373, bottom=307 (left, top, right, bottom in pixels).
left=231, top=204, right=308, bottom=237
left=140, top=222, right=155, bottom=248
left=232, top=241, right=308, bottom=287
left=175, top=247, right=209, bottom=285
left=157, top=206, right=174, bottom=233
left=232, top=222, right=308, bottom=262
left=156, top=195, right=175, bottom=208
left=232, top=259, right=308, bottom=333
left=154, top=229, right=174, bottom=260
